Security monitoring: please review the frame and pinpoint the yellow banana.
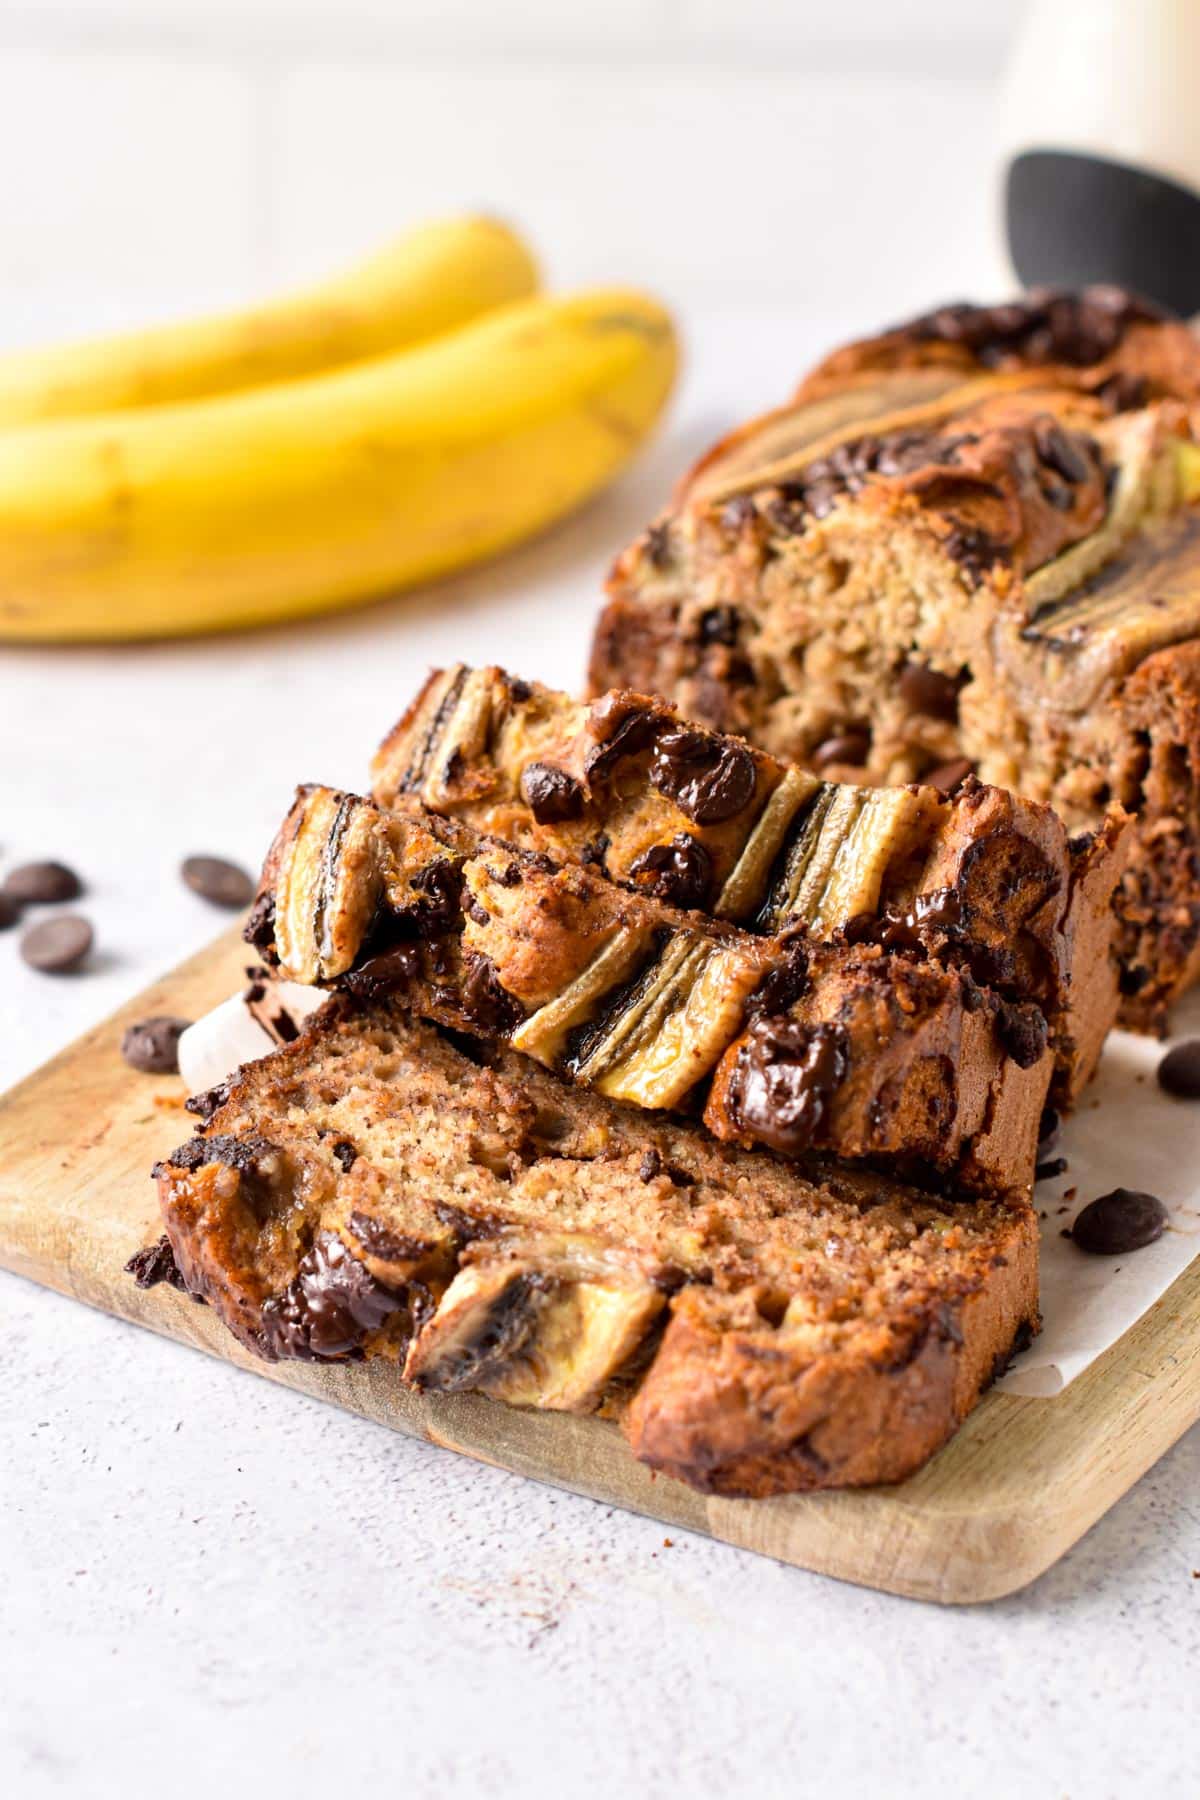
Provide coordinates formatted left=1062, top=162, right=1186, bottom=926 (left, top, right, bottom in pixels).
left=0, top=216, right=538, bottom=427
left=0, top=287, right=678, bottom=641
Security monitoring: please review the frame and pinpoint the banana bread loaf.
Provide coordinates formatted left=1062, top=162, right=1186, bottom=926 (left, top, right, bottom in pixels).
left=246, top=785, right=1055, bottom=1192
left=372, top=665, right=1128, bottom=1100
left=589, top=295, right=1200, bottom=1029
left=154, top=997, right=1039, bottom=1497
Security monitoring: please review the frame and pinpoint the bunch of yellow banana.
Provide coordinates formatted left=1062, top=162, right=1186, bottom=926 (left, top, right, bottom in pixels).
left=0, top=216, right=678, bottom=640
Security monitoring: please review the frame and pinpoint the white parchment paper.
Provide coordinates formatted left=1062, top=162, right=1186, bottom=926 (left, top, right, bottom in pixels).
left=998, top=989, right=1200, bottom=1396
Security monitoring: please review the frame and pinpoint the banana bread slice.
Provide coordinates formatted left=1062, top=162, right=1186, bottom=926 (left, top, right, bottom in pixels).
left=153, top=997, right=1039, bottom=1497
left=372, top=664, right=1128, bottom=1098
left=590, top=313, right=1200, bottom=1029
left=246, top=784, right=1054, bottom=1193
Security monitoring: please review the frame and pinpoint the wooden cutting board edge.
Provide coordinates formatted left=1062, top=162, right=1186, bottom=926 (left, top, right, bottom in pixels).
left=2, top=923, right=1198, bottom=1608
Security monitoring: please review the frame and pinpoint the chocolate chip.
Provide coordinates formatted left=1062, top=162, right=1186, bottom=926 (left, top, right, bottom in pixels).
left=995, top=1000, right=1049, bottom=1070
left=243, top=890, right=277, bottom=955
left=1070, top=1189, right=1167, bottom=1256
left=924, top=757, right=975, bottom=796
left=121, top=1015, right=190, bottom=1075
left=341, top=942, right=422, bottom=1001
left=695, top=605, right=740, bottom=647
left=3, top=860, right=83, bottom=904
left=20, top=914, right=93, bottom=973
left=259, top=1231, right=406, bottom=1361
left=181, top=855, right=254, bottom=909
left=897, top=662, right=961, bottom=721
left=1157, top=1039, right=1200, bottom=1099
left=638, top=1148, right=663, bottom=1182
left=810, top=729, right=870, bottom=770
left=1035, top=1156, right=1068, bottom=1182
left=0, top=893, right=20, bottom=931
left=584, top=699, right=660, bottom=782
left=1037, top=1106, right=1061, bottom=1154
left=649, top=726, right=756, bottom=824
left=520, top=762, right=585, bottom=824
left=627, top=833, right=714, bottom=911
left=332, top=1140, right=358, bottom=1172
left=727, top=1017, right=849, bottom=1155
left=457, top=951, right=523, bottom=1036
left=125, top=1235, right=189, bottom=1293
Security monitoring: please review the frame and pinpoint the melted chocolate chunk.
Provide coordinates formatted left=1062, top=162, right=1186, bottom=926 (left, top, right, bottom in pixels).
left=1157, top=1039, right=1200, bottom=1100
left=185, top=1079, right=232, bottom=1122
left=649, top=726, right=756, bottom=824
left=341, top=942, right=423, bottom=1001
left=519, top=761, right=585, bottom=824
left=165, top=1133, right=277, bottom=1177
left=1070, top=1188, right=1167, bottom=1256
left=259, top=1231, right=407, bottom=1361
left=347, top=1211, right=436, bottom=1265
left=847, top=886, right=964, bottom=956
left=627, top=833, right=714, bottom=910
left=727, top=1016, right=850, bottom=1155
left=995, top=1000, right=1050, bottom=1070
left=457, top=951, right=524, bottom=1036
left=125, top=1235, right=189, bottom=1292
left=408, top=859, right=463, bottom=937
left=584, top=698, right=661, bottom=782
left=746, top=947, right=810, bottom=1018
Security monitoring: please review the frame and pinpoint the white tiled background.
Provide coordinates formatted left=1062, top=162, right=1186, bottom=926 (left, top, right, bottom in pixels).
left=0, top=0, right=1022, bottom=343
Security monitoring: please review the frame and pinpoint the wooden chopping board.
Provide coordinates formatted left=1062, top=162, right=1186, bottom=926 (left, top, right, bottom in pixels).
left=2, top=924, right=1199, bottom=1606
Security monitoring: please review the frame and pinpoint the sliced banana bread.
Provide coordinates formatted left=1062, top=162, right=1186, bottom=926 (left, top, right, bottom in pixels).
left=589, top=297, right=1200, bottom=1029
left=245, top=784, right=1058, bottom=1193
left=371, top=664, right=1128, bottom=1099
left=154, top=997, right=1039, bottom=1497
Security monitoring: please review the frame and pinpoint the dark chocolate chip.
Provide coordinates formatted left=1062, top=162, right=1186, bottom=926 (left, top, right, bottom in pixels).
left=1070, top=1188, right=1167, bottom=1256
left=897, top=662, right=961, bottom=721
left=341, top=942, right=422, bottom=1001
left=810, top=729, right=870, bottom=770
left=332, top=1139, right=358, bottom=1172
left=638, top=1148, right=663, bottom=1183
left=20, top=914, right=93, bottom=973
left=1035, top=1156, right=1068, bottom=1182
left=0, top=893, right=20, bottom=931
left=627, top=833, right=714, bottom=911
left=243, top=890, right=277, bottom=954
left=181, top=855, right=254, bottom=910
left=125, top=1235, right=189, bottom=1292
left=726, top=1016, right=849, bottom=1155
left=995, top=1000, right=1049, bottom=1070
left=695, top=605, right=740, bottom=647
left=259, top=1231, right=406, bottom=1361
left=3, top=860, right=83, bottom=904
left=520, top=761, right=585, bottom=824
left=649, top=726, right=756, bottom=824
left=121, top=1015, right=190, bottom=1075
left=584, top=699, right=661, bottom=782
left=457, top=951, right=524, bottom=1036
left=924, top=757, right=975, bottom=796
left=1157, top=1039, right=1200, bottom=1099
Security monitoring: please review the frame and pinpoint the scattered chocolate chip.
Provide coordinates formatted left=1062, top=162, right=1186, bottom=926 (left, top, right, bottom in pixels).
left=924, top=757, right=975, bottom=796
left=649, top=726, right=756, bottom=824
left=1035, top=1156, right=1068, bottom=1182
left=0, top=893, right=20, bottom=931
left=897, top=662, right=961, bottom=721
left=121, top=1015, right=190, bottom=1075
left=1157, top=1039, right=1200, bottom=1099
left=332, top=1140, right=358, bottom=1172
left=520, top=762, right=585, bottom=824
left=810, top=729, right=870, bottom=770
left=638, top=1148, right=663, bottom=1183
left=3, top=860, right=82, bottom=904
left=1070, top=1188, right=1167, bottom=1256
left=627, top=833, right=714, bottom=911
left=125, top=1235, right=189, bottom=1292
left=20, top=914, right=93, bottom=973
left=181, top=855, right=254, bottom=910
